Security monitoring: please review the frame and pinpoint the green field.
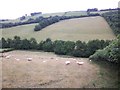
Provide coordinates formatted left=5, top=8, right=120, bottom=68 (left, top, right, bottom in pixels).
left=1, top=16, right=116, bottom=42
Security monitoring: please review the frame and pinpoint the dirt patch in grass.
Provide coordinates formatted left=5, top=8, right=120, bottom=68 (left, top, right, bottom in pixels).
left=1, top=50, right=118, bottom=88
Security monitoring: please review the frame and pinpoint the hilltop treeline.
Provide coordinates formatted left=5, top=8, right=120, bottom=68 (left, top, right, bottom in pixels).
left=102, top=11, right=120, bottom=35
left=34, top=14, right=100, bottom=31
left=31, top=12, right=42, bottom=16
left=87, top=8, right=120, bottom=12
left=100, top=8, right=120, bottom=11
left=1, top=36, right=119, bottom=64
left=1, top=16, right=44, bottom=28
left=1, top=36, right=110, bottom=58
left=1, top=14, right=100, bottom=29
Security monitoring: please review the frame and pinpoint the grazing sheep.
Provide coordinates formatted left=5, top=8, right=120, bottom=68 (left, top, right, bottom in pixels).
left=65, top=61, right=70, bottom=65
left=27, top=58, right=32, bottom=61
left=6, top=55, right=11, bottom=59
left=43, top=60, right=46, bottom=62
left=73, top=58, right=76, bottom=61
left=76, top=61, right=84, bottom=65
left=15, top=58, right=20, bottom=61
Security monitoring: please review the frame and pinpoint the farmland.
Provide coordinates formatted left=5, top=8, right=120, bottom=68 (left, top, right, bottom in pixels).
left=1, top=16, right=116, bottom=42
left=1, top=9, right=119, bottom=89
left=1, top=11, right=87, bottom=24
left=2, top=50, right=118, bottom=88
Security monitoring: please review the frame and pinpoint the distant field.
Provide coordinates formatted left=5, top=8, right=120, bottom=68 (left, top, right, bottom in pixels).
left=1, top=11, right=87, bottom=24
left=1, top=10, right=114, bottom=24
left=1, top=16, right=116, bottom=42
left=90, top=10, right=118, bottom=15
left=64, top=11, right=87, bottom=16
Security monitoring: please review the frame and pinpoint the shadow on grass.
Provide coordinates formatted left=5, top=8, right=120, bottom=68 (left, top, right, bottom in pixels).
left=91, top=59, right=119, bottom=88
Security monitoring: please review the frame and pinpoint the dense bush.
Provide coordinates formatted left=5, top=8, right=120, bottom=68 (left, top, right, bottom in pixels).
left=42, top=38, right=54, bottom=52
left=1, top=36, right=110, bottom=58
left=54, top=40, right=75, bottom=55
left=31, top=12, right=42, bottom=16
left=72, top=41, right=86, bottom=57
left=89, top=34, right=120, bottom=64
left=1, top=16, right=44, bottom=28
left=100, top=8, right=120, bottom=11
left=87, top=8, right=98, bottom=12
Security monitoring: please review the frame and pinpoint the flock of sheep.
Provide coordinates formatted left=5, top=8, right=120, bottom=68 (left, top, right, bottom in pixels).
left=1, top=53, right=86, bottom=65
left=1, top=53, right=32, bottom=61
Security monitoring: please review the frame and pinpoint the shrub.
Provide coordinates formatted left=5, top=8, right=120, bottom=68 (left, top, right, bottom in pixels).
left=89, top=34, right=120, bottom=64
left=42, top=38, right=54, bottom=52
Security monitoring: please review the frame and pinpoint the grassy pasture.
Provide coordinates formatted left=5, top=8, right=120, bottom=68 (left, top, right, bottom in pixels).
left=1, top=16, right=116, bottom=42
left=64, top=11, right=87, bottom=16
left=2, top=50, right=118, bottom=88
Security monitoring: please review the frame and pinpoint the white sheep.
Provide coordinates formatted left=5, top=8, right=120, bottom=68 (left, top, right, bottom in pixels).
left=27, top=58, right=32, bottom=61
left=6, top=55, right=11, bottom=59
left=76, top=61, right=84, bottom=65
left=65, top=61, right=70, bottom=65
left=56, top=58, right=58, bottom=61
left=73, top=58, right=76, bottom=61
left=43, top=60, right=46, bottom=62
left=15, top=58, right=20, bottom=61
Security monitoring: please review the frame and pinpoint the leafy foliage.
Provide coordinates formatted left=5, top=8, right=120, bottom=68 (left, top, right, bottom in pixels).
left=42, top=38, right=54, bottom=52
left=54, top=40, right=75, bottom=55
left=89, top=34, right=120, bottom=63
left=1, top=36, right=110, bottom=58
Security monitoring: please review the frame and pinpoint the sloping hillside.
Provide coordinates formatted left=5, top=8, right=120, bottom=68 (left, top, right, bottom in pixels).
left=1, top=11, right=87, bottom=24
left=1, top=16, right=116, bottom=42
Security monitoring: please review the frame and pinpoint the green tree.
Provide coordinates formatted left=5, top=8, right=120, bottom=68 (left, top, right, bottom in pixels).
left=29, top=38, right=37, bottom=49
left=21, top=39, right=31, bottom=50
left=42, top=38, right=54, bottom=52
left=63, top=41, right=75, bottom=55
left=89, top=34, right=120, bottom=64
left=54, top=40, right=75, bottom=55
left=54, top=40, right=65, bottom=55
left=1, top=37, right=8, bottom=48
left=7, top=38, right=14, bottom=48
left=0, top=39, right=2, bottom=48
left=37, top=40, right=44, bottom=50
left=13, top=36, right=21, bottom=49
left=72, top=41, right=87, bottom=57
